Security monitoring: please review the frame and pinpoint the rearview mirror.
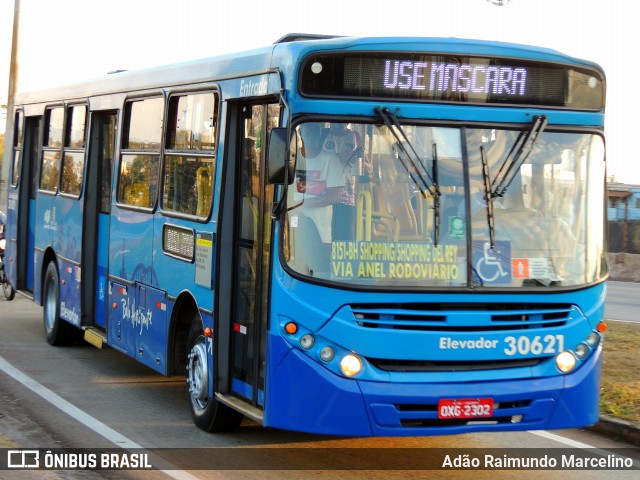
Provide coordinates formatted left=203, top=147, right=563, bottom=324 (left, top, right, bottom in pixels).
left=267, top=128, right=296, bottom=184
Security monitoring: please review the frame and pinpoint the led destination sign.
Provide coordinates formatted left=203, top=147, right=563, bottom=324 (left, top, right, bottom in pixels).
left=300, top=53, right=604, bottom=109
left=381, top=60, right=527, bottom=96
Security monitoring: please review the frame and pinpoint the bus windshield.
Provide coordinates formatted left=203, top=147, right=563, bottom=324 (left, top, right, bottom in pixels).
left=284, top=120, right=606, bottom=288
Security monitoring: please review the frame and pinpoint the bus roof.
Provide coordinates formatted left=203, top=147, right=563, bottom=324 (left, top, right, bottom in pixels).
left=14, top=35, right=604, bottom=106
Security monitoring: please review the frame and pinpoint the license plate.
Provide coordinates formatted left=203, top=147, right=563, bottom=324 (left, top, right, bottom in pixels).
left=437, top=398, right=494, bottom=419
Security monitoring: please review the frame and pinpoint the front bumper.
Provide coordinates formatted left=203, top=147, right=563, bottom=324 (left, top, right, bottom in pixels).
left=265, top=334, right=602, bottom=436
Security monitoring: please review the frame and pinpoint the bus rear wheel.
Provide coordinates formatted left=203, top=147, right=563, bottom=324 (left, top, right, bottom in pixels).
left=186, top=318, right=243, bottom=432
left=43, top=261, right=79, bottom=346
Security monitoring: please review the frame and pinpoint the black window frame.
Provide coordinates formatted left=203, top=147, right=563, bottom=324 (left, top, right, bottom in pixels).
left=116, top=95, right=165, bottom=211
left=59, top=104, right=88, bottom=198
left=39, top=105, right=65, bottom=193
left=10, top=109, right=23, bottom=187
left=161, top=89, right=219, bottom=220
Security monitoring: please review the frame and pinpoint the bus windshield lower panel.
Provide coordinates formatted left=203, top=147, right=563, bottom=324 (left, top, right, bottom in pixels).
left=283, top=122, right=606, bottom=288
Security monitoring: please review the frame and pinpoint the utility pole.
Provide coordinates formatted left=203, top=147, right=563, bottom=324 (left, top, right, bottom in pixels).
left=1, top=0, right=20, bottom=208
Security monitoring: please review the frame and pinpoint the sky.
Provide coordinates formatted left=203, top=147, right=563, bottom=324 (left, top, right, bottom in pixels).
left=1, top=0, right=638, bottom=183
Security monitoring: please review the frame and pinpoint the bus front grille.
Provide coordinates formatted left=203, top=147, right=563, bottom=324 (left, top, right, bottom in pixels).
left=367, top=357, right=542, bottom=372
left=399, top=416, right=517, bottom=427
left=393, top=400, right=531, bottom=428
left=349, top=303, right=573, bottom=332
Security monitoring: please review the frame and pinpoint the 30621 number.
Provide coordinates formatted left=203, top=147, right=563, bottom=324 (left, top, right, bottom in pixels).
left=503, top=334, right=564, bottom=356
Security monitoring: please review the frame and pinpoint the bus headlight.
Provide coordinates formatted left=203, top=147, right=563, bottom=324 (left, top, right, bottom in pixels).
left=575, top=343, right=589, bottom=359
left=300, top=334, right=315, bottom=350
left=586, top=331, right=600, bottom=347
left=556, top=351, right=576, bottom=373
left=320, top=346, right=335, bottom=362
left=340, top=354, right=362, bottom=377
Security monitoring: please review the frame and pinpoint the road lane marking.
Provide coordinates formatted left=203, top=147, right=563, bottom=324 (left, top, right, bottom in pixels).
left=0, top=354, right=200, bottom=480
left=3, top=353, right=636, bottom=473
left=605, top=318, right=639, bottom=324
left=530, top=429, right=640, bottom=467
left=529, top=429, right=596, bottom=448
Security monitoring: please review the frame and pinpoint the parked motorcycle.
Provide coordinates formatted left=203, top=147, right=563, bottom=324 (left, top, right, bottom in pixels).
left=0, top=212, right=15, bottom=301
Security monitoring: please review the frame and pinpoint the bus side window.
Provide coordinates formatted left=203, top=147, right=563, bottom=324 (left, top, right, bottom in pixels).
left=117, top=97, right=164, bottom=208
left=11, top=110, right=23, bottom=187
left=162, top=92, right=217, bottom=217
left=60, top=105, right=87, bottom=196
left=40, top=107, right=64, bottom=192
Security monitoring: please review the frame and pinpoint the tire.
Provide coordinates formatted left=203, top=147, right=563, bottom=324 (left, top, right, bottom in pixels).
left=1, top=266, right=15, bottom=300
left=43, top=261, right=78, bottom=346
left=186, top=317, right=243, bottom=432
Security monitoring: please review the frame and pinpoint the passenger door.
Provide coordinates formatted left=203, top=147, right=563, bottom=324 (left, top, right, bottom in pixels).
left=82, top=111, right=117, bottom=329
left=9, top=115, right=40, bottom=292
left=218, top=102, right=279, bottom=410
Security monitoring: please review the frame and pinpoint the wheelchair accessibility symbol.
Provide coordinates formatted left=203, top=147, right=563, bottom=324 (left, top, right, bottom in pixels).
left=473, top=241, right=511, bottom=285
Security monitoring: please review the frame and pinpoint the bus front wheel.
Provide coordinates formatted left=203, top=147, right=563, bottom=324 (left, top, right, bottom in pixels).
left=186, top=319, right=243, bottom=432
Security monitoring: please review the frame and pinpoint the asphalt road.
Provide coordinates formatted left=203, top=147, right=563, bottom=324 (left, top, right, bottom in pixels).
left=605, top=281, right=640, bottom=323
left=0, top=291, right=638, bottom=479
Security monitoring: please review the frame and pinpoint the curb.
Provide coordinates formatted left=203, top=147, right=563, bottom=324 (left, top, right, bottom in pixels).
left=588, top=416, right=640, bottom=447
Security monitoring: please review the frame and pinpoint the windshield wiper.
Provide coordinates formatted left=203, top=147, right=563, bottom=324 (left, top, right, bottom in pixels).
left=491, top=115, right=548, bottom=197
left=480, top=145, right=496, bottom=249
left=375, top=107, right=438, bottom=196
left=375, top=107, right=441, bottom=244
left=481, top=115, right=547, bottom=249
left=432, top=142, right=440, bottom=246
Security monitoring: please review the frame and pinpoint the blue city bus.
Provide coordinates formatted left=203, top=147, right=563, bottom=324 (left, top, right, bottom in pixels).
left=4, top=35, right=607, bottom=436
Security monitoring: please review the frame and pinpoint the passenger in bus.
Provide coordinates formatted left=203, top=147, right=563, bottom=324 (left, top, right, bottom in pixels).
left=327, top=123, right=363, bottom=241
left=294, top=122, right=345, bottom=243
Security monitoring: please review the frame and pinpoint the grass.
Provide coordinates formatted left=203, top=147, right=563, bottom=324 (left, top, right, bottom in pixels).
left=600, top=320, right=640, bottom=426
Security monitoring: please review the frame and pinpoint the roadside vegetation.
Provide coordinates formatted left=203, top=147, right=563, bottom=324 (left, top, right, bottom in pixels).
left=600, top=320, right=640, bottom=426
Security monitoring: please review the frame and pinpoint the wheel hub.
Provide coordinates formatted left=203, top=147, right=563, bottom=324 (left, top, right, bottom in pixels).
left=186, top=341, right=209, bottom=404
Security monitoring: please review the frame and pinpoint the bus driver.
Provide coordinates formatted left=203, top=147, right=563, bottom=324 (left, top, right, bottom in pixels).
left=294, top=122, right=345, bottom=243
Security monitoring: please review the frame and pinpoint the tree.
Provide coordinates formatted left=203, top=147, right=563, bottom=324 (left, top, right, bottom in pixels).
left=0, top=132, right=4, bottom=174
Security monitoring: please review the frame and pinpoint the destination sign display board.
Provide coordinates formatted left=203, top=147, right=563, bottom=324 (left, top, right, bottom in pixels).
left=300, top=53, right=604, bottom=109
